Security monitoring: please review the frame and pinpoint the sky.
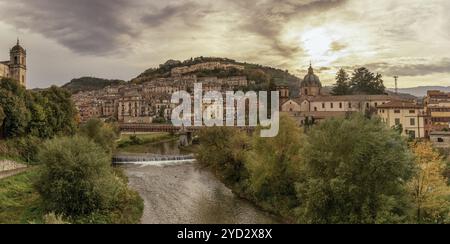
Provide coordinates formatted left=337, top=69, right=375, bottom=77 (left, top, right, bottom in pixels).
left=0, top=0, right=449, bottom=89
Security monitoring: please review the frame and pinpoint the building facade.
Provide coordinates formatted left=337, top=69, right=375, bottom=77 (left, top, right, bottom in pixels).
left=424, top=90, right=450, bottom=131
left=0, top=39, right=27, bottom=87
left=377, top=101, right=427, bottom=138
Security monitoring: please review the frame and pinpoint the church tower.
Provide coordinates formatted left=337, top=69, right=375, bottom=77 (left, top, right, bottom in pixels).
left=300, top=63, right=322, bottom=97
left=9, top=39, right=27, bottom=87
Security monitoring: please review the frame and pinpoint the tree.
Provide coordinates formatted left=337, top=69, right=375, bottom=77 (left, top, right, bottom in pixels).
left=408, top=141, right=450, bottom=223
left=392, top=124, right=403, bottom=135
left=35, top=136, right=127, bottom=218
left=0, top=78, right=77, bottom=139
left=331, top=68, right=351, bottom=95
left=40, top=86, right=77, bottom=136
left=197, top=127, right=250, bottom=188
left=0, top=106, right=5, bottom=128
left=350, top=67, right=386, bottom=95
left=245, top=115, right=304, bottom=212
left=295, top=114, right=414, bottom=224
left=79, top=119, right=120, bottom=154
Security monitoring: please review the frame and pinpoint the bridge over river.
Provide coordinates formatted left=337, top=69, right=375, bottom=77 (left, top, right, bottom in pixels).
left=119, top=123, right=255, bottom=133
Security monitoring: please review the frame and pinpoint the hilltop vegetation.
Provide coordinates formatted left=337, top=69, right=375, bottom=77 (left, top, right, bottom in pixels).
left=62, top=77, right=126, bottom=94
left=133, top=57, right=301, bottom=95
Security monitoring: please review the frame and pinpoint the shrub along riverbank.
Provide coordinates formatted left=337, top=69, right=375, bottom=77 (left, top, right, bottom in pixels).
left=116, top=133, right=177, bottom=154
left=0, top=79, right=144, bottom=224
left=196, top=114, right=450, bottom=224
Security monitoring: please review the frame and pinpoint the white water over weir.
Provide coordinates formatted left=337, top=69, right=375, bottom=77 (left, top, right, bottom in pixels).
left=113, top=154, right=196, bottom=166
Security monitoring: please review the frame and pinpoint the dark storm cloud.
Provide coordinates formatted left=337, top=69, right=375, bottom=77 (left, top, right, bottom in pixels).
left=0, top=0, right=348, bottom=57
left=0, top=0, right=140, bottom=55
left=140, top=2, right=210, bottom=27
left=343, top=59, right=450, bottom=77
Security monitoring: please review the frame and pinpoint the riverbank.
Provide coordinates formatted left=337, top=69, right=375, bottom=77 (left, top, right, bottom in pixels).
left=0, top=166, right=143, bottom=224
left=0, top=169, right=44, bottom=224
left=116, top=133, right=178, bottom=154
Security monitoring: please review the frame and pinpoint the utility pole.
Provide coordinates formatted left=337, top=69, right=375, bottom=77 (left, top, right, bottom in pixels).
left=393, top=76, right=399, bottom=94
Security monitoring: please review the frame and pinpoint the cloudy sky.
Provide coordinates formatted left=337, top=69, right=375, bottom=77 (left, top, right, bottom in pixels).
left=0, top=0, right=449, bottom=88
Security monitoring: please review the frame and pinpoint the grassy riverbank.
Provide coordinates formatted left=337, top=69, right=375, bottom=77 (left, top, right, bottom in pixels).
left=0, top=167, right=143, bottom=224
left=116, top=133, right=178, bottom=154
left=0, top=169, right=43, bottom=224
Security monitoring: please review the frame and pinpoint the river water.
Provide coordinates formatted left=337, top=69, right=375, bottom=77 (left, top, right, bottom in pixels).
left=121, top=140, right=279, bottom=224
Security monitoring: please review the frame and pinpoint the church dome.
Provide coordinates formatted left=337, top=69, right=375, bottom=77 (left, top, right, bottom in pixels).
left=10, top=39, right=26, bottom=53
left=301, top=65, right=321, bottom=88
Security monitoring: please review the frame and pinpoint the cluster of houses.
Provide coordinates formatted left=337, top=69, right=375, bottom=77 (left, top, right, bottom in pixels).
left=279, top=65, right=450, bottom=148
left=73, top=74, right=253, bottom=124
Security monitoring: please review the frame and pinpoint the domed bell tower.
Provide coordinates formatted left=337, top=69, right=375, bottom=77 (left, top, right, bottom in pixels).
left=300, top=63, right=322, bottom=97
left=9, top=39, right=27, bottom=87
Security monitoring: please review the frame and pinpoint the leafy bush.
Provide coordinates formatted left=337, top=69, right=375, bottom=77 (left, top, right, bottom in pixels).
left=79, top=119, right=119, bottom=154
left=245, top=115, right=304, bottom=215
left=129, top=135, right=144, bottom=145
left=35, top=136, right=129, bottom=218
left=295, top=114, right=414, bottom=224
left=197, top=127, right=250, bottom=189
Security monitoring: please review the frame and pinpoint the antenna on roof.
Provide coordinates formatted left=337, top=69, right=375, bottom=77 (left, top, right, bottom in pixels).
left=393, top=76, right=399, bottom=94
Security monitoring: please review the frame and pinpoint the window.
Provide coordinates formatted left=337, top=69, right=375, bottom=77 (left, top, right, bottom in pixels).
left=394, top=110, right=401, bottom=113
left=314, top=107, right=317, bottom=111
left=438, top=138, right=444, bottom=143
left=410, top=118, right=415, bottom=126
left=349, top=103, right=352, bottom=108
left=395, top=118, right=401, bottom=125
left=339, top=102, right=342, bottom=109
left=366, top=103, right=370, bottom=108
left=374, top=102, right=378, bottom=107
left=409, top=110, right=415, bottom=114
left=322, top=103, right=325, bottom=109
left=14, top=56, right=18, bottom=64
left=304, top=89, right=308, bottom=95
left=330, top=103, right=334, bottom=109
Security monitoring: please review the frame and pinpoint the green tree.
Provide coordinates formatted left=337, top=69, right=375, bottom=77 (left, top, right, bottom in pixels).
left=245, top=115, right=304, bottom=213
left=331, top=68, right=351, bottom=95
left=79, top=119, right=119, bottom=154
left=350, top=67, right=386, bottom=95
left=197, top=127, right=250, bottom=188
left=35, top=136, right=127, bottom=218
left=295, top=114, right=414, bottom=224
left=392, top=123, right=404, bottom=135
left=0, top=79, right=31, bottom=137
left=0, top=106, right=5, bottom=128
left=40, top=86, right=77, bottom=136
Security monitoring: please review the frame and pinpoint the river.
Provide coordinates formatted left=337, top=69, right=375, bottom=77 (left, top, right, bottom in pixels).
left=121, top=140, right=279, bottom=224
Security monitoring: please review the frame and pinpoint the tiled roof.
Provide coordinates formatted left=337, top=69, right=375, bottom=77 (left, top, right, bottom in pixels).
left=308, top=94, right=393, bottom=102
left=376, top=100, right=423, bottom=109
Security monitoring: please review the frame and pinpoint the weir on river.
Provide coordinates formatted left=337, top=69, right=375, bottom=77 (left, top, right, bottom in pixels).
left=113, top=154, right=196, bottom=165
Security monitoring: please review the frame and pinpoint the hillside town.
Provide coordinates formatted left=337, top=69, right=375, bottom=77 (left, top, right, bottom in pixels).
left=73, top=61, right=252, bottom=124
left=72, top=60, right=450, bottom=148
